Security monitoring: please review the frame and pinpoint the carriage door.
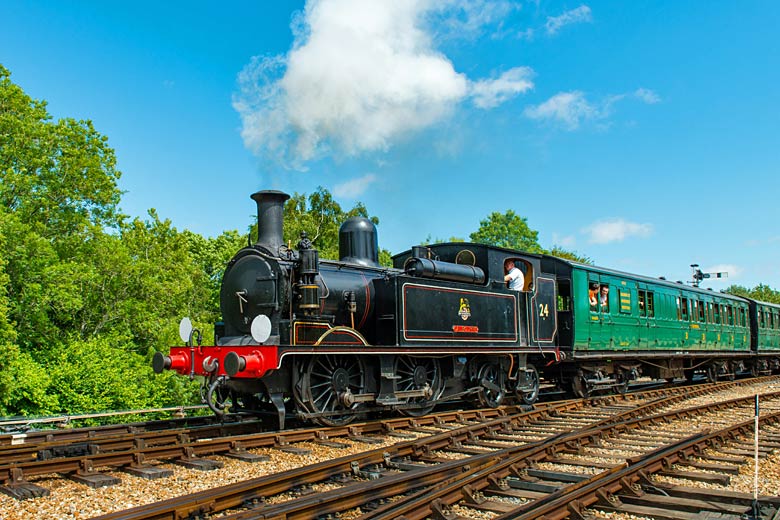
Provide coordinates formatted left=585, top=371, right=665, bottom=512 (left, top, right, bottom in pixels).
left=637, top=283, right=649, bottom=350
left=532, top=276, right=557, bottom=343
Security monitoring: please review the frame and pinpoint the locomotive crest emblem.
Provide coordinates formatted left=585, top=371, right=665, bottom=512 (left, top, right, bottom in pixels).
left=458, top=298, right=471, bottom=320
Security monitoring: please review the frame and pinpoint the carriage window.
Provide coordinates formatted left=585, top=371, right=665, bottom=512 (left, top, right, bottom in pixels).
left=727, top=305, right=734, bottom=325
left=599, top=284, right=610, bottom=313
left=680, top=297, right=689, bottom=321
left=759, top=309, right=765, bottom=328
left=639, top=291, right=646, bottom=317
left=588, top=282, right=599, bottom=311
left=708, top=302, right=714, bottom=323
left=740, top=308, right=747, bottom=327
left=697, top=301, right=706, bottom=322
left=647, top=292, right=655, bottom=318
left=713, top=303, right=720, bottom=324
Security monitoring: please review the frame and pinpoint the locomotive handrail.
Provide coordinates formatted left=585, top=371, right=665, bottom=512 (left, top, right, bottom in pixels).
left=313, top=326, right=370, bottom=346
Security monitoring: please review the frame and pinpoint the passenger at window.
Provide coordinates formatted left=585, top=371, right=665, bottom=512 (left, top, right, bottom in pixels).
left=589, top=283, right=599, bottom=310
left=599, top=285, right=610, bottom=311
left=504, top=259, right=524, bottom=291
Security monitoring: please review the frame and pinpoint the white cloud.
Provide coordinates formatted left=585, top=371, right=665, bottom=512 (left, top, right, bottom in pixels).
left=583, top=218, right=654, bottom=244
left=435, top=0, right=520, bottom=40
left=634, top=88, right=661, bottom=104
left=552, top=232, right=576, bottom=247
left=333, top=173, right=378, bottom=198
left=233, top=0, right=533, bottom=168
left=471, top=67, right=535, bottom=108
left=525, top=87, right=661, bottom=130
left=523, top=91, right=597, bottom=130
left=545, top=5, right=592, bottom=35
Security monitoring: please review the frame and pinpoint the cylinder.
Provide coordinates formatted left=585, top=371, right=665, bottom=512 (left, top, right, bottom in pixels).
left=250, top=190, right=290, bottom=255
left=405, top=257, right=485, bottom=284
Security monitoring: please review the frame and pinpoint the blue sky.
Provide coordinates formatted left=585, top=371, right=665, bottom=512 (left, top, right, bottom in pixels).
left=2, top=0, right=779, bottom=289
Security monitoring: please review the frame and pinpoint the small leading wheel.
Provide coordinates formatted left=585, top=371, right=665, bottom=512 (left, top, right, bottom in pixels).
left=300, top=354, right=366, bottom=426
left=571, top=370, right=591, bottom=398
left=396, top=357, right=443, bottom=416
left=518, top=364, right=540, bottom=405
left=477, top=362, right=506, bottom=408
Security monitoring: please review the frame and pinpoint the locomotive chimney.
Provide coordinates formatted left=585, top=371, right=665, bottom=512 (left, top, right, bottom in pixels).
left=250, top=190, right=290, bottom=255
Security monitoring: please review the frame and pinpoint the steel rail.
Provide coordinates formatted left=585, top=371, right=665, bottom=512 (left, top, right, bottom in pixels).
left=355, top=392, right=780, bottom=520
left=88, top=380, right=779, bottom=520
left=495, top=411, right=780, bottom=520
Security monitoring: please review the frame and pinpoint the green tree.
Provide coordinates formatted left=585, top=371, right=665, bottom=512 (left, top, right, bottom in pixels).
left=280, top=187, right=377, bottom=259
left=246, top=186, right=392, bottom=266
left=421, top=234, right=465, bottom=245
left=183, top=229, right=246, bottom=318
left=0, top=65, right=206, bottom=416
left=726, top=284, right=780, bottom=304
left=469, top=210, right=542, bottom=252
left=546, top=246, right=593, bottom=264
left=0, top=65, right=122, bottom=239
left=47, top=333, right=196, bottom=416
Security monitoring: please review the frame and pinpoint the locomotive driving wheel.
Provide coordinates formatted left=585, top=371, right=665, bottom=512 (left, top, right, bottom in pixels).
left=517, top=364, right=540, bottom=405
left=299, top=354, right=366, bottom=426
left=476, top=361, right=506, bottom=408
left=396, top=357, right=443, bottom=416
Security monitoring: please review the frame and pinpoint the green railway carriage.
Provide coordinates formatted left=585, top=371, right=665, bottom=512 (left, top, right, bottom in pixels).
left=747, top=299, right=780, bottom=368
left=538, top=256, right=754, bottom=394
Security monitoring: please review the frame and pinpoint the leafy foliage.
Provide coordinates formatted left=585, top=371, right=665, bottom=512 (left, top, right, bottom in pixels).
left=0, top=65, right=205, bottom=417
left=546, top=246, right=593, bottom=264
left=246, top=186, right=392, bottom=266
left=725, top=284, right=780, bottom=304
left=0, top=65, right=122, bottom=238
left=469, top=210, right=542, bottom=252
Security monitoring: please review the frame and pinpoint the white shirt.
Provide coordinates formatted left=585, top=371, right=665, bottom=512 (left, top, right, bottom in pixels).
left=506, top=267, right=524, bottom=291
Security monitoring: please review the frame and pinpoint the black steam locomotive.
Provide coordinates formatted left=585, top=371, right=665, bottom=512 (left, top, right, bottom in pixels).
left=154, top=190, right=780, bottom=428
left=154, top=190, right=550, bottom=427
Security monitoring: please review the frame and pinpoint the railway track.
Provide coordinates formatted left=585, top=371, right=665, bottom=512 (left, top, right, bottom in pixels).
left=1, top=377, right=779, bottom=518
left=82, top=378, right=779, bottom=520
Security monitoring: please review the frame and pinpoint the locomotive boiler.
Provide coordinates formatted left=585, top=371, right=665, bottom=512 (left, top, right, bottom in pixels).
left=154, top=190, right=547, bottom=427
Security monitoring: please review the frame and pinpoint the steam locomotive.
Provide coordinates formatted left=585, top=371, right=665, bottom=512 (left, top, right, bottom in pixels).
left=153, top=190, right=780, bottom=428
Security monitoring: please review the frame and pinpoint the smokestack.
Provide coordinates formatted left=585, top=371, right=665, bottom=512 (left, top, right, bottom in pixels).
left=250, top=190, right=290, bottom=254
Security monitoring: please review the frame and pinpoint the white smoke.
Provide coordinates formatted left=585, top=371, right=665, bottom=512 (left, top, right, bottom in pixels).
left=234, top=0, right=533, bottom=168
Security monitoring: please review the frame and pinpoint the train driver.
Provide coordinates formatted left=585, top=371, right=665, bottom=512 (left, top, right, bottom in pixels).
left=504, top=259, right=525, bottom=291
